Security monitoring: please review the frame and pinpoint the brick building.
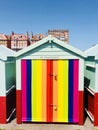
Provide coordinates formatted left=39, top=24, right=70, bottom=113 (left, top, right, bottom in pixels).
left=10, top=32, right=30, bottom=51
left=30, top=34, right=45, bottom=44
left=0, top=29, right=69, bottom=51
left=30, top=30, right=69, bottom=44
left=0, top=34, right=11, bottom=48
left=48, top=30, right=69, bottom=43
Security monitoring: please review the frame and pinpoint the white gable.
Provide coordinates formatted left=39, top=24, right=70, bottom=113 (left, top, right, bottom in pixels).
left=16, top=35, right=86, bottom=59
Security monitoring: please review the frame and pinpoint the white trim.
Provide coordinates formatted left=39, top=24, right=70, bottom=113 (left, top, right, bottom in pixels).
left=7, top=108, right=16, bottom=122
left=79, top=59, right=84, bottom=91
left=22, top=55, right=79, bottom=60
left=16, top=36, right=50, bottom=57
left=16, top=60, right=21, bottom=90
left=16, top=35, right=86, bottom=58
left=6, top=85, right=15, bottom=95
left=85, top=87, right=95, bottom=96
left=53, top=37, right=86, bottom=57
left=95, top=54, right=98, bottom=60
left=95, top=63, right=98, bottom=92
left=0, top=61, right=6, bottom=96
left=86, top=63, right=96, bottom=68
left=85, top=108, right=94, bottom=122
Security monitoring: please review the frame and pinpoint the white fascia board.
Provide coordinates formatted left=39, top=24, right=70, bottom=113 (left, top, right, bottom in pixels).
left=53, top=37, right=86, bottom=58
left=16, top=36, right=51, bottom=57
left=16, top=35, right=86, bottom=58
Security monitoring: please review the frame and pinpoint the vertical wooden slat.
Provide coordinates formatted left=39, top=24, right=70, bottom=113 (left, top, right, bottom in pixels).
left=26, top=60, right=31, bottom=121
left=16, top=90, right=22, bottom=124
left=63, top=60, right=68, bottom=122
left=53, top=60, right=58, bottom=122
left=68, top=60, right=74, bottom=122
left=21, top=60, right=27, bottom=121
left=36, top=60, right=42, bottom=121
left=31, top=60, right=36, bottom=121
left=73, top=60, right=79, bottom=122
left=58, top=60, right=63, bottom=122
left=47, top=60, right=53, bottom=122
left=42, top=60, right=47, bottom=121
left=58, top=60, right=69, bottom=122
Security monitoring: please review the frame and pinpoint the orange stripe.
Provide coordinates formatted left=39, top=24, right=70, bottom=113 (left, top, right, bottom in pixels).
left=42, top=60, right=47, bottom=121
left=53, top=60, right=58, bottom=122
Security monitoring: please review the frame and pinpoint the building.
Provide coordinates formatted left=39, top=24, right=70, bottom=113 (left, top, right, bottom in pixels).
left=30, top=30, right=69, bottom=44
left=30, top=34, right=45, bottom=44
left=10, top=32, right=30, bottom=51
left=48, top=30, right=69, bottom=43
left=0, top=34, right=11, bottom=48
left=16, top=35, right=85, bottom=124
left=0, top=29, right=69, bottom=51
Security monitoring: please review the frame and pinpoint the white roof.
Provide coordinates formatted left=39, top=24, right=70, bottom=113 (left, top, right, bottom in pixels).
left=84, top=44, right=98, bottom=57
left=16, top=35, right=86, bottom=58
left=0, top=45, right=16, bottom=60
left=84, top=44, right=98, bottom=60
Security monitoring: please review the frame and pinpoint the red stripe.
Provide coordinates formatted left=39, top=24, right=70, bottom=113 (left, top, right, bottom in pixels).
left=16, top=90, right=22, bottom=124
left=50, top=60, right=53, bottom=122
left=0, top=96, right=6, bottom=123
left=47, top=60, right=53, bottom=122
left=94, top=93, right=98, bottom=126
left=79, top=91, right=84, bottom=125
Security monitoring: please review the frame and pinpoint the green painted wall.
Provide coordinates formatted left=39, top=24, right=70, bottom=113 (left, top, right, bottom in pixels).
left=5, top=61, right=16, bottom=91
left=84, top=60, right=95, bottom=91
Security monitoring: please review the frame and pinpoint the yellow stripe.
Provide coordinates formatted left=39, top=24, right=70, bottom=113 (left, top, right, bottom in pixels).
left=36, top=60, right=42, bottom=121
left=58, top=60, right=63, bottom=122
left=63, top=60, right=68, bottom=122
left=31, top=60, right=36, bottom=121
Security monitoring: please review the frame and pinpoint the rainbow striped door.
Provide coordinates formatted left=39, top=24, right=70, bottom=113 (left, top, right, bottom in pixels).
left=21, top=59, right=79, bottom=123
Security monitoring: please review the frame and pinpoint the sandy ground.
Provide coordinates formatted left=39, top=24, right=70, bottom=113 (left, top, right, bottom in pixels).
left=0, top=117, right=98, bottom=130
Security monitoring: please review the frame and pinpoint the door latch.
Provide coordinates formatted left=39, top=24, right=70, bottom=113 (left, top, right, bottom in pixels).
left=49, top=104, right=58, bottom=111
left=54, top=74, right=57, bottom=81
left=49, top=74, right=57, bottom=81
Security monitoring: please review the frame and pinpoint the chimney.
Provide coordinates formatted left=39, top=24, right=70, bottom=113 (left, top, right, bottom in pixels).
left=64, top=30, right=69, bottom=43
left=11, top=31, right=14, bottom=36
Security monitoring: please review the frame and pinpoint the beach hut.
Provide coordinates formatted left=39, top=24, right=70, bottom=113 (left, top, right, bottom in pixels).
left=0, top=45, right=16, bottom=123
left=16, top=35, right=85, bottom=124
left=84, top=44, right=98, bottom=126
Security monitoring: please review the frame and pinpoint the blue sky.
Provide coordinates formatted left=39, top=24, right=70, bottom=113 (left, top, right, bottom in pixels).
left=0, top=0, right=98, bottom=50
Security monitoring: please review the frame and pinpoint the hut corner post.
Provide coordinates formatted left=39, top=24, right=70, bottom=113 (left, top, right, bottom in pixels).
left=79, top=59, right=84, bottom=125
left=94, top=93, right=98, bottom=126
left=94, top=63, right=98, bottom=126
left=79, top=91, right=84, bottom=125
left=16, top=90, right=22, bottom=124
left=16, top=60, right=22, bottom=124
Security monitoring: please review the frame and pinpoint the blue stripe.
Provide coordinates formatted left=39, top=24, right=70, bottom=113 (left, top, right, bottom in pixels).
left=68, top=60, right=74, bottom=122
left=26, top=60, right=31, bottom=121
